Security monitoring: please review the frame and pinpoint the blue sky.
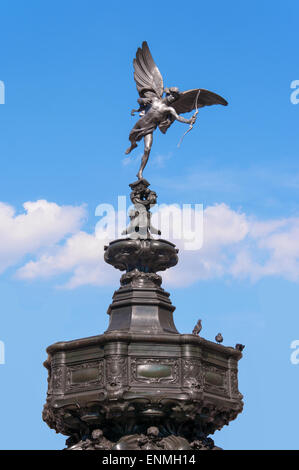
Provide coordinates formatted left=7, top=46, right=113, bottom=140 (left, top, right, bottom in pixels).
left=0, top=0, right=299, bottom=449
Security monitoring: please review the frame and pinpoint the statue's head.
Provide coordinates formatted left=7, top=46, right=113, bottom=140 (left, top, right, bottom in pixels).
left=147, top=426, right=159, bottom=437
left=92, top=429, right=103, bottom=440
left=164, top=87, right=180, bottom=103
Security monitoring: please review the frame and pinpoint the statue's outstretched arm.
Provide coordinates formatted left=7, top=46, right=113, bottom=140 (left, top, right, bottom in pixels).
left=168, top=107, right=193, bottom=124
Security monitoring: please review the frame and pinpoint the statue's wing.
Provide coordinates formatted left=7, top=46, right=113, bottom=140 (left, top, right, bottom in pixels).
left=159, top=88, right=227, bottom=134
left=172, top=88, right=228, bottom=114
left=133, top=42, right=164, bottom=98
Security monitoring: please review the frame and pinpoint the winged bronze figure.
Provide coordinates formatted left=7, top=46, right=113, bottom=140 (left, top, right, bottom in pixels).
left=126, top=41, right=228, bottom=180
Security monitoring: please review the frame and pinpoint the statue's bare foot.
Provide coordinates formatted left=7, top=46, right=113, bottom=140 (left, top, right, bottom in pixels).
left=136, top=170, right=143, bottom=180
left=125, top=142, right=137, bottom=155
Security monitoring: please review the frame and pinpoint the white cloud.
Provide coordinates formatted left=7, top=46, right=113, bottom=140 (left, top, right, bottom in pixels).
left=0, top=198, right=298, bottom=288
left=16, top=231, right=117, bottom=289
left=163, top=203, right=250, bottom=286
left=0, top=200, right=86, bottom=274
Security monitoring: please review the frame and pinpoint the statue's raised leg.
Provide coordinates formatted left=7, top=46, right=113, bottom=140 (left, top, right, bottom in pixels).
left=125, top=141, right=137, bottom=155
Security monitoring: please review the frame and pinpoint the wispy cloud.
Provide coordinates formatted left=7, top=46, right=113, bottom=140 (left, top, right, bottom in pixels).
left=121, top=152, right=142, bottom=166
left=155, top=163, right=299, bottom=209
left=122, top=151, right=172, bottom=169
left=151, top=152, right=172, bottom=168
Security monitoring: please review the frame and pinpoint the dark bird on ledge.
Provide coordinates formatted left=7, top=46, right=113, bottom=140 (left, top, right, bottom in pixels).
left=235, top=344, right=245, bottom=352
left=215, top=333, right=223, bottom=344
left=192, top=319, right=202, bottom=335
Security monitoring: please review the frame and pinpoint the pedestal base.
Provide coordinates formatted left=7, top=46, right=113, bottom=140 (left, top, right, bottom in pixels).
left=43, top=332, right=243, bottom=449
left=65, top=426, right=222, bottom=450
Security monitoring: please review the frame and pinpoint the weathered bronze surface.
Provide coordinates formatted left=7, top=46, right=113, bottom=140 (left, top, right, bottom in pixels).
left=43, top=179, right=244, bottom=450
left=42, top=42, right=243, bottom=450
left=43, top=330, right=243, bottom=449
left=103, top=179, right=179, bottom=334
left=126, top=42, right=228, bottom=180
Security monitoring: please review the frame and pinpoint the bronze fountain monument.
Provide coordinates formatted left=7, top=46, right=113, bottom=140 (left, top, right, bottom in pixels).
left=42, top=42, right=243, bottom=450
